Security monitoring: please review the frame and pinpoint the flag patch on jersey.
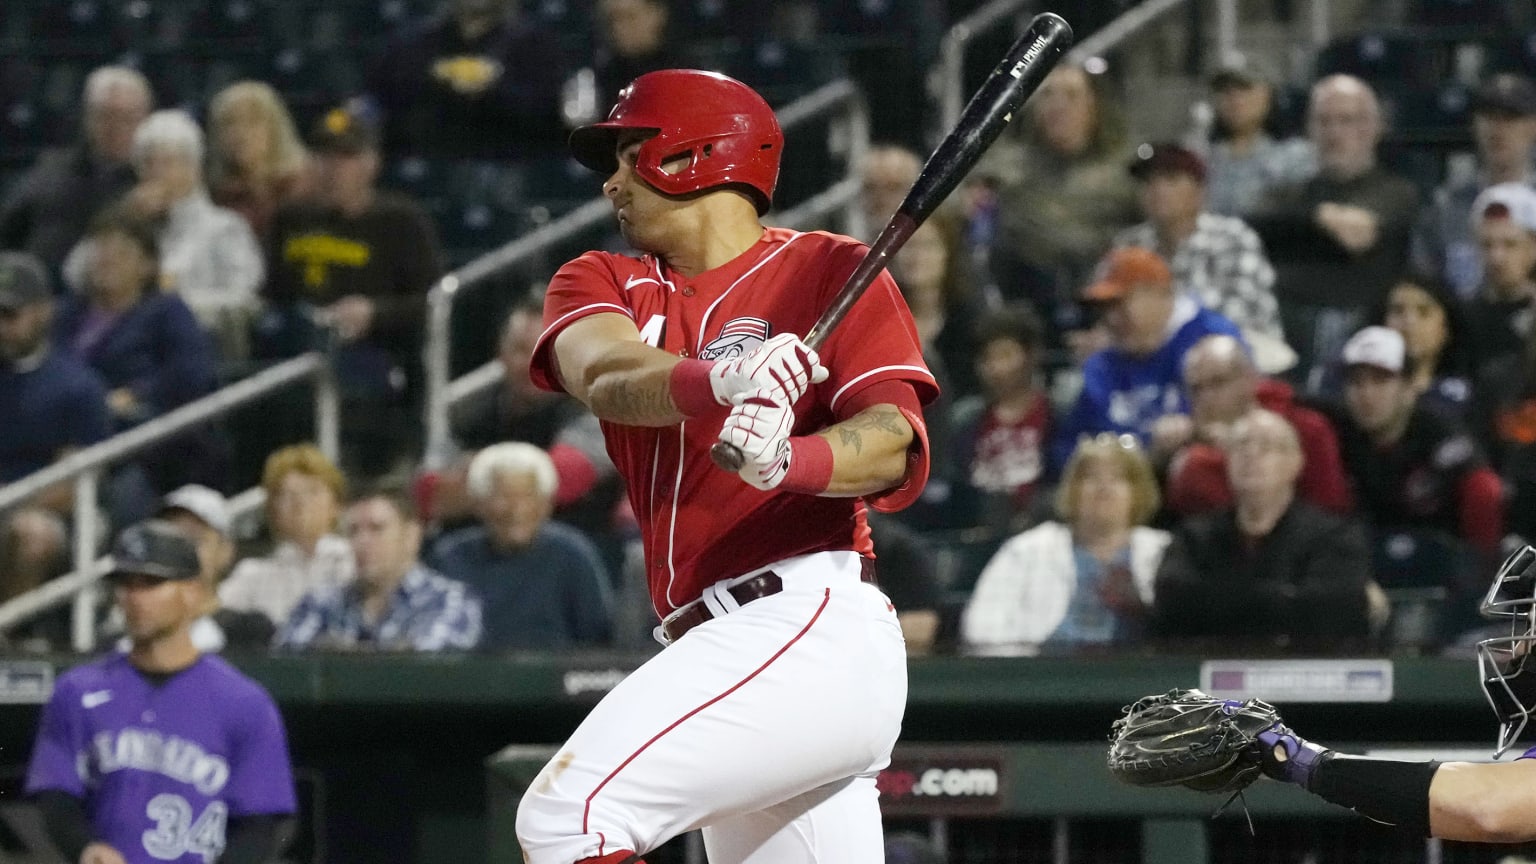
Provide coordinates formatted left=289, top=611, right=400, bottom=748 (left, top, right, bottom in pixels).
left=699, top=317, right=771, bottom=360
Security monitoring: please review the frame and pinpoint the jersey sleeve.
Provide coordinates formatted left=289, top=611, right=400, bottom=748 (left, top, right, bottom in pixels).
left=529, top=252, right=635, bottom=394
left=223, top=689, right=297, bottom=816
left=817, top=267, right=939, bottom=414
left=25, top=677, right=87, bottom=797
left=814, top=257, right=938, bottom=512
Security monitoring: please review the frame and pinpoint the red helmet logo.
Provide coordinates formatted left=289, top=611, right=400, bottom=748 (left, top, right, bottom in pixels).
left=569, top=69, right=784, bottom=215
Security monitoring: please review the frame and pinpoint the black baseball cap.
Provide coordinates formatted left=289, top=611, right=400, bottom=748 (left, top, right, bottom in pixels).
left=310, top=104, right=380, bottom=154
left=1473, top=74, right=1536, bottom=117
left=108, top=521, right=201, bottom=581
left=0, top=252, right=51, bottom=310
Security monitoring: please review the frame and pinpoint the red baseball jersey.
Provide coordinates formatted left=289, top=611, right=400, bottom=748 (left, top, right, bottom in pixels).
left=531, top=227, right=938, bottom=615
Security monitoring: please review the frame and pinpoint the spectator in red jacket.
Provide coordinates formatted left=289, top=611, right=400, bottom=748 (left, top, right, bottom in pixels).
left=1158, top=334, right=1352, bottom=515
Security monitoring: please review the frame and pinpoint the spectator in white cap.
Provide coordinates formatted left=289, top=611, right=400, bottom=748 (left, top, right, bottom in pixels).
left=1466, top=182, right=1536, bottom=370
left=1411, top=73, right=1536, bottom=299
left=1334, top=326, right=1504, bottom=601
left=152, top=484, right=236, bottom=652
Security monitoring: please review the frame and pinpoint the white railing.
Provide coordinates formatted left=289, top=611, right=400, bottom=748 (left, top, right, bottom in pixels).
left=929, top=0, right=1337, bottom=141
left=422, top=78, right=872, bottom=468
left=0, top=353, right=339, bottom=650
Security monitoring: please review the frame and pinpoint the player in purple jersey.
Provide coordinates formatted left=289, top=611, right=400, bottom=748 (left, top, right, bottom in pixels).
left=1198, top=543, right=1536, bottom=841
left=26, top=521, right=297, bottom=864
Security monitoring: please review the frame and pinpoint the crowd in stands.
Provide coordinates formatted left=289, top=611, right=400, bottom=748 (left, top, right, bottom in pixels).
left=2, top=0, right=1536, bottom=660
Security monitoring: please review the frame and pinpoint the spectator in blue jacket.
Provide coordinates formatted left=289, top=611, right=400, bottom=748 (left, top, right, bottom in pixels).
left=53, top=208, right=223, bottom=512
left=1054, top=246, right=1243, bottom=470
left=429, top=442, right=613, bottom=651
left=0, top=252, right=110, bottom=624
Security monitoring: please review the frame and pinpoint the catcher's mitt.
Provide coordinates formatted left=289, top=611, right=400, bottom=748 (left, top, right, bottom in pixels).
left=1106, top=688, right=1281, bottom=794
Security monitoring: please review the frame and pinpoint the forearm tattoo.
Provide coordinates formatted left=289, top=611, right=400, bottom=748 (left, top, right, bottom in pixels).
left=598, top=377, right=677, bottom=425
left=835, top=406, right=907, bottom=455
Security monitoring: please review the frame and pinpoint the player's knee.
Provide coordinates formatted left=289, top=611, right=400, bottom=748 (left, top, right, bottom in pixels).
left=517, top=779, right=646, bottom=864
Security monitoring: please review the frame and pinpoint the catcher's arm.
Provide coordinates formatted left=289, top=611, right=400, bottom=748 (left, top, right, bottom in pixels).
left=1425, top=760, right=1536, bottom=842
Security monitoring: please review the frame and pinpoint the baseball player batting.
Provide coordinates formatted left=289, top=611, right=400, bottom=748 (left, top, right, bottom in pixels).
left=26, top=521, right=297, bottom=864
left=517, top=69, right=938, bottom=863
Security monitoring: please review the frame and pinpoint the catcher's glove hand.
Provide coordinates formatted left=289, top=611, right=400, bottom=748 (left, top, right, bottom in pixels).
left=1106, top=688, right=1282, bottom=794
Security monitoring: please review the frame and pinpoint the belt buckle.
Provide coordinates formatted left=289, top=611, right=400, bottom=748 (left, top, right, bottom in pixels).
left=654, top=603, right=693, bottom=646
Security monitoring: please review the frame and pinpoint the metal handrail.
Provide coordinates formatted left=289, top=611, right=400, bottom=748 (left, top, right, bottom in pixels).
left=928, top=0, right=1037, bottom=144
left=1067, top=0, right=1191, bottom=63
left=0, top=487, right=266, bottom=634
left=422, top=78, right=871, bottom=468
left=0, top=352, right=339, bottom=650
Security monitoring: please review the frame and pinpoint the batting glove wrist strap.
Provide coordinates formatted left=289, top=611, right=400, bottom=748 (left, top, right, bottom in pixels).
left=670, top=359, right=722, bottom=417
left=778, top=435, right=834, bottom=495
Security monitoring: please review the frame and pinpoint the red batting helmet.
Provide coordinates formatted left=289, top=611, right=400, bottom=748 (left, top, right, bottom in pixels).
left=569, top=69, right=784, bottom=215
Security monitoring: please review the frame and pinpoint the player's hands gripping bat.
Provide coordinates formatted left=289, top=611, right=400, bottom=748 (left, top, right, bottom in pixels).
left=711, top=12, right=1075, bottom=472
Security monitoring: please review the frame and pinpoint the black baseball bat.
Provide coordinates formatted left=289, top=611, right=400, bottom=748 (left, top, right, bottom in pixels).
left=712, top=12, right=1075, bottom=472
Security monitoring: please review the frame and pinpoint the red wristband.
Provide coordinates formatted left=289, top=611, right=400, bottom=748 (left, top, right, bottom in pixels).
left=669, top=359, right=718, bottom=417
left=780, top=435, right=835, bottom=494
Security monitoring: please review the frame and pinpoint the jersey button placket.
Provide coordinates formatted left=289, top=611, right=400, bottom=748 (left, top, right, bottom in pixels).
left=682, top=285, right=696, bottom=297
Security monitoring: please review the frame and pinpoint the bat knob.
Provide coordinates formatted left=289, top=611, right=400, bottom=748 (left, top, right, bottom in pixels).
left=710, top=441, right=745, bottom=472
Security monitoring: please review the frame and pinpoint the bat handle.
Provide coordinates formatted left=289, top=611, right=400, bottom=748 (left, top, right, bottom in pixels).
left=710, top=441, right=745, bottom=472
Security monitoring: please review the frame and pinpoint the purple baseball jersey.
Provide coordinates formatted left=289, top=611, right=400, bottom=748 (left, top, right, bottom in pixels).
left=26, top=653, right=296, bottom=864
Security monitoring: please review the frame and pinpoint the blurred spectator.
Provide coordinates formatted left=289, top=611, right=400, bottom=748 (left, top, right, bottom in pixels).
left=1465, top=182, right=1536, bottom=371
left=950, top=304, right=1053, bottom=535
left=890, top=208, right=983, bottom=400
left=1411, top=74, right=1536, bottom=299
left=1114, top=141, right=1288, bottom=369
left=1197, top=54, right=1316, bottom=219
left=207, top=81, right=316, bottom=241
left=961, top=433, right=1169, bottom=654
left=64, top=110, right=265, bottom=351
left=973, top=64, right=1138, bottom=335
left=1334, top=326, right=1503, bottom=569
left=0, top=253, right=108, bottom=646
left=1379, top=274, right=1474, bottom=420
left=54, top=209, right=223, bottom=511
left=428, top=443, right=612, bottom=650
left=1161, top=334, right=1352, bottom=516
left=367, top=0, right=568, bottom=159
left=584, top=0, right=698, bottom=119
left=153, top=485, right=237, bottom=653
left=278, top=486, right=482, bottom=651
left=431, top=296, right=622, bottom=544
left=858, top=145, right=922, bottom=245
left=220, top=444, right=354, bottom=633
left=0, top=66, right=152, bottom=275
left=1152, top=408, right=1371, bottom=651
left=1250, top=75, right=1419, bottom=391
left=261, top=104, right=445, bottom=478
left=865, top=513, right=944, bottom=655
left=1053, top=247, right=1242, bottom=469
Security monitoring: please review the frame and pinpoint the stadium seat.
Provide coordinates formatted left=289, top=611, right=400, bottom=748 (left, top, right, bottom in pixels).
left=1316, top=31, right=1436, bottom=92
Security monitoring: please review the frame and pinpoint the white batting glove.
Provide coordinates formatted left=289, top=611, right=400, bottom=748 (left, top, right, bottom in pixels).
left=709, top=333, right=829, bottom=407
left=718, top=389, right=796, bottom=490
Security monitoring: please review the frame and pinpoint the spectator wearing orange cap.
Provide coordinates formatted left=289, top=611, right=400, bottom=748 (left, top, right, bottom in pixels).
left=1052, top=247, right=1243, bottom=470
